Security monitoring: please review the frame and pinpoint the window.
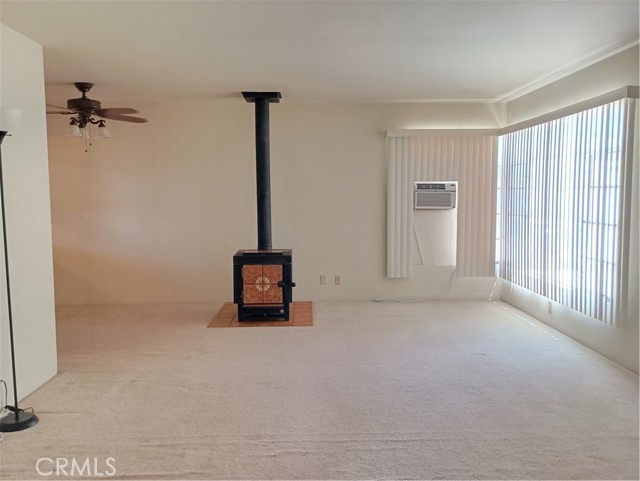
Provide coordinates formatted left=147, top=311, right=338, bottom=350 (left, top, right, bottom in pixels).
left=497, top=99, right=635, bottom=325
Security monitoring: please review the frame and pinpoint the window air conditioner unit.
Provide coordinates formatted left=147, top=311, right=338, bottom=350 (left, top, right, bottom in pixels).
left=414, top=181, right=457, bottom=209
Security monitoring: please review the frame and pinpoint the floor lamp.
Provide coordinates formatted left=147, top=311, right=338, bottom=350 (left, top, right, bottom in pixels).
left=0, top=108, right=39, bottom=432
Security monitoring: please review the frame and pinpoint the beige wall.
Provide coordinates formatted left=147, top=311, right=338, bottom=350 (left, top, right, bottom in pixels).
left=49, top=101, right=500, bottom=304
left=0, top=24, right=57, bottom=399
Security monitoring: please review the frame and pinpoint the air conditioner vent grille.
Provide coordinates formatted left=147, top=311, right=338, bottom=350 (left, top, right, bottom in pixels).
left=414, top=181, right=457, bottom=209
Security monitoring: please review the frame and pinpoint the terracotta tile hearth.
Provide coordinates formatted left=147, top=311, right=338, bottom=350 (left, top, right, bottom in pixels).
left=208, top=301, right=313, bottom=328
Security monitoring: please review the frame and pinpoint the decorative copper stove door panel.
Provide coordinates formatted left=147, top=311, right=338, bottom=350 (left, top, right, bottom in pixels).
left=242, top=265, right=282, bottom=304
left=242, top=265, right=263, bottom=304
left=262, top=265, right=283, bottom=303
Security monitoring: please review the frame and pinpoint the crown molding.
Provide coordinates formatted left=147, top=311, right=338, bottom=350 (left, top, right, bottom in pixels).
left=387, top=86, right=639, bottom=138
left=494, top=38, right=640, bottom=104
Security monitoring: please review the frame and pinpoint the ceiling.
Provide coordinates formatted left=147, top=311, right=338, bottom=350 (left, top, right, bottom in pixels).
left=1, top=1, right=638, bottom=105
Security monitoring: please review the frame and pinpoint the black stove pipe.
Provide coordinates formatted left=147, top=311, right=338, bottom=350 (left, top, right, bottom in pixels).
left=254, top=97, right=271, bottom=251
left=242, top=91, right=281, bottom=251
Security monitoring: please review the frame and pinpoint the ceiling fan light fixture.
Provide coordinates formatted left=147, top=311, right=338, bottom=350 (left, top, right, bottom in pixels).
left=95, top=120, right=111, bottom=138
left=66, top=118, right=82, bottom=137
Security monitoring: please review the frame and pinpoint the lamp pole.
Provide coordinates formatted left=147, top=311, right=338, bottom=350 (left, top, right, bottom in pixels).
left=0, top=129, right=39, bottom=432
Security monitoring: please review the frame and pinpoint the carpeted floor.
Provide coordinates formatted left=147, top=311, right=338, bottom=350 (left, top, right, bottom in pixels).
left=0, top=301, right=637, bottom=480
left=208, top=301, right=313, bottom=327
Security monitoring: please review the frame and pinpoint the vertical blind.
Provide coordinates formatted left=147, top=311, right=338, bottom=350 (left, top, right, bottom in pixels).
left=497, top=98, right=636, bottom=325
left=387, top=134, right=498, bottom=278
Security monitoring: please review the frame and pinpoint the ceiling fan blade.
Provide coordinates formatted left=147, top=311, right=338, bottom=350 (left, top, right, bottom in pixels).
left=102, top=114, right=147, bottom=123
left=97, top=107, right=139, bottom=116
left=46, top=103, right=72, bottom=111
left=46, top=111, right=74, bottom=115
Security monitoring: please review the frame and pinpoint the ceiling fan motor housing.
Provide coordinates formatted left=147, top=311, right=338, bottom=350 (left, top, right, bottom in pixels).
left=67, top=97, right=102, bottom=113
left=67, top=82, right=101, bottom=114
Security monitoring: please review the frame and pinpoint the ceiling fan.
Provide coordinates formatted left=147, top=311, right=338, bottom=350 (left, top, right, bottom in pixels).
left=47, top=82, right=147, bottom=140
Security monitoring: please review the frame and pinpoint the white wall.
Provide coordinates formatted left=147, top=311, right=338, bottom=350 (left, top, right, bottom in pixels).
left=501, top=45, right=639, bottom=374
left=0, top=24, right=57, bottom=399
left=48, top=101, right=500, bottom=304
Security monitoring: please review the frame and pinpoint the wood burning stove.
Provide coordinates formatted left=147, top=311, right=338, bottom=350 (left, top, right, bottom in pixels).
left=233, top=92, right=295, bottom=321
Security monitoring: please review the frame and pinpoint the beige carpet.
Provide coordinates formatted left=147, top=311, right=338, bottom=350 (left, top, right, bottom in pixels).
left=0, top=301, right=637, bottom=480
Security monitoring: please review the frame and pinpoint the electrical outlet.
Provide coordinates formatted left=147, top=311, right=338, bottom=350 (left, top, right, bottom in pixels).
left=320, top=275, right=326, bottom=285
left=335, top=275, right=341, bottom=285
left=547, top=301, right=552, bottom=314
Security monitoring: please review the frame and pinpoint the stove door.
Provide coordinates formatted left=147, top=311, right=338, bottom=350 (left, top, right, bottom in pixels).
left=242, top=264, right=283, bottom=304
